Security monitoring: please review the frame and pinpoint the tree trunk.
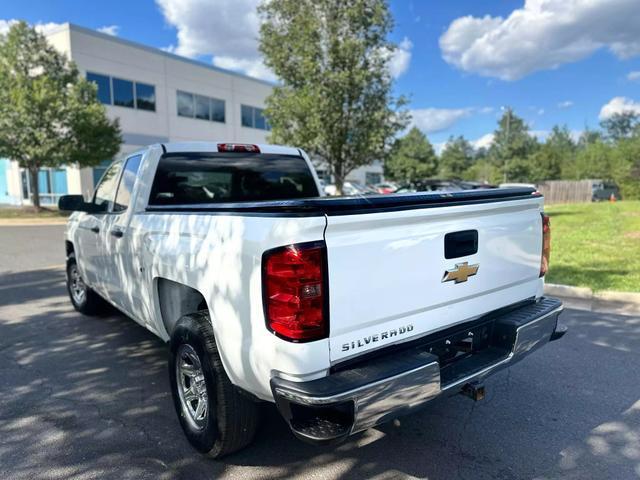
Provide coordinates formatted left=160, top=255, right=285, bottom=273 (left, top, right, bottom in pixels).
left=333, top=161, right=345, bottom=196
left=28, top=167, right=41, bottom=211
left=334, top=176, right=344, bottom=196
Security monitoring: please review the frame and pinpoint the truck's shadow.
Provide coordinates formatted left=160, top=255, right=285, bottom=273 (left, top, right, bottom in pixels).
left=1, top=268, right=639, bottom=480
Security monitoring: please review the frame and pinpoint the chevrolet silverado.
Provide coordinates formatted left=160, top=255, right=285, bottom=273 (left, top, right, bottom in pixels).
left=59, top=142, right=566, bottom=457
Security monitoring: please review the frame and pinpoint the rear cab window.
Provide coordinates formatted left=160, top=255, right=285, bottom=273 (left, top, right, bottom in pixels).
left=148, top=152, right=320, bottom=205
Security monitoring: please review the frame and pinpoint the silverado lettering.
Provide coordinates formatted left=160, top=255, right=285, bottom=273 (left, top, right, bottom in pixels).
left=341, top=325, right=415, bottom=352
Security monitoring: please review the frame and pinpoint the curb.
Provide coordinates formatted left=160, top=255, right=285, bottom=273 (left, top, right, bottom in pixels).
left=544, top=283, right=640, bottom=304
left=545, top=283, right=640, bottom=316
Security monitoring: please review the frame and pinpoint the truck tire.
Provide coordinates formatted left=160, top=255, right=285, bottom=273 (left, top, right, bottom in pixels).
left=66, top=253, right=104, bottom=315
left=169, top=311, right=259, bottom=458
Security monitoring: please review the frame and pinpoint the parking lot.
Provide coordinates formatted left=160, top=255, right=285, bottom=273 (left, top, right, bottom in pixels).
left=1, top=225, right=639, bottom=480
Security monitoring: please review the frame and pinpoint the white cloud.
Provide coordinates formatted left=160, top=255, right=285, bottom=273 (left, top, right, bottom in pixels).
left=433, top=141, right=447, bottom=155
left=439, top=0, right=640, bottom=80
left=599, top=96, right=640, bottom=120
left=410, top=108, right=473, bottom=134
left=471, top=133, right=494, bottom=150
left=388, top=37, right=412, bottom=78
left=156, top=0, right=275, bottom=81
left=410, top=106, right=492, bottom=134
left=558, top=100, right=574, bottom=109
left=0, top=19, right=18, bottom=35
left=530, top=130, right=550, bottom=141
left=0, top=19, right=64, bottom=36
left=213, top=56, right=276, bottom=82
left=97, top=25, right=119, bottom=36
left=627, top=71, right=640, bottom=82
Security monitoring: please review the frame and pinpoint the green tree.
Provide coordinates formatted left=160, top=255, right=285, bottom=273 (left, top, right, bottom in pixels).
left=547, top=125, right=576, bottom=154
left=527, top=144, right=562, bottom=182
left=577, top=127, right=603, bottom=149
left=258, top=0, right=408, bottom=194
left=0, top=22, right=121, bottom=210
left=464, top=158, right=501, bottom=184
left=535, top=125, right=575, bottom=180
left=600, top=112, right=640, bottom=141
left=612, top=136, right=640, bottom=199
left=489, top=108, right=538, bottom=182
left=439, top=135, right=473, bottom=179
left=384, top=127, right=437, bottom=183
left=574, top=139, right=617, bottom=179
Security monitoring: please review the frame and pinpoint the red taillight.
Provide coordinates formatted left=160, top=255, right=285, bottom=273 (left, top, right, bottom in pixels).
left=540, top=213, right=551, bottom=277
left=217, top=143, right=260, bottom=153
left=262, top=242, right=328, bottom=342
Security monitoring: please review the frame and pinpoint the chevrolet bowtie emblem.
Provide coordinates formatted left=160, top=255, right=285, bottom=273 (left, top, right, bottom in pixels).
left=442, top=262, right=479, bottom=284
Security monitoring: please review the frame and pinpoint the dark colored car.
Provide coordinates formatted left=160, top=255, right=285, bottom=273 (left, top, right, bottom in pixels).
left=591, top=180, right=621, bottom=201
left=395, top=179, right=497, bottom=193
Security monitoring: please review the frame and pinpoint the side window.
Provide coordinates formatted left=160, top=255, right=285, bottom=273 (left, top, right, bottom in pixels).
left=113, top=155, right=143, bottom=212
left=93, top=160, right=124, bottom=212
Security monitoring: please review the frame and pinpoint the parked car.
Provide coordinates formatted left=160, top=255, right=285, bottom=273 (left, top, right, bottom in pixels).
left=395, top=179, right=464, bottom=193
left=59, top=142, right=565, bottom=457
left=591, top=180, right=621, bottom=201
left=374, top=182, right=398, bottom=194
left=324, top=181, right=377, bottom=196
left=455, top=181, right=497, bottom=190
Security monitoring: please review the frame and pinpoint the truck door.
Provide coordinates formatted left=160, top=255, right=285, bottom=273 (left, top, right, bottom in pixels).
left=75, top=159, right=124, bottom=292
left=100, top=154, right=143, bottom=320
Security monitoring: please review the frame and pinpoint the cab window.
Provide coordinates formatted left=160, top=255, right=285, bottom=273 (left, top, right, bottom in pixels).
left=93, top=160, right=124, bottom=212
left=113, top=155, right=143, bottom=212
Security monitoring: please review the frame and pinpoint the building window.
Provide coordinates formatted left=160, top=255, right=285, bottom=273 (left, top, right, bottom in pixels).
left=177, top=91, right=194, bottom=118
left=211, top=99, right=225, bottom=123
left=20, top=168, right=69, bottom=205
left=135, top=82, right=156, bottom=111
left=241, top=104, right=270, bottom=130
left=112, top=78, right=134, bottom=108
left=86, top=72, right=155, bottom=112
left=195, top=94, right=210, bottom=120
left=365, top=172, right=382, bottom=185
left=177, top=90, right=225, bottom=123
left=241, top=105, right=253, bottom=128
left=87, top=72, right=111, bottom=104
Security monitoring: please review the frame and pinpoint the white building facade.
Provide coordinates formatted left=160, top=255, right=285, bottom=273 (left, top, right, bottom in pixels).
left=0, top=23, right=383, bottom=205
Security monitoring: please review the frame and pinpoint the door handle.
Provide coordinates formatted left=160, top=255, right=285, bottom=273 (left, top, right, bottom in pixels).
left=90, top=226, right=100, bottom=234
left=110, top=229, right=124, bottom=238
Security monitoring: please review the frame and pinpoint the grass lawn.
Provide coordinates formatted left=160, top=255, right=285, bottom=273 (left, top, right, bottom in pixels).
left=0, top=206, right=69, bottom=220
left=545, top=200, right=640, bottom=292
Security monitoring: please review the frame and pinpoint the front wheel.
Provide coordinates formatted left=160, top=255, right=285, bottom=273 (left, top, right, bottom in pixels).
left=169, top=311, right=259, bottom=458
left=66, top=253, right=104, bottom=315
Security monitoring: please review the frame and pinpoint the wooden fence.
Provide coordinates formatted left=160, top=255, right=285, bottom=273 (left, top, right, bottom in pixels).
left=536, top=180, right=592, bottom=204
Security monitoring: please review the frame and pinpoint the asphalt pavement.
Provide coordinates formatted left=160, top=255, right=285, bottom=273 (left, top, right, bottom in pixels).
left=1, top=225, right=639, bottom=479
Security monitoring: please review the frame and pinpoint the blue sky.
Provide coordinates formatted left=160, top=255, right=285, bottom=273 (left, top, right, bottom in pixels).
left=2, top=0, right=639, bottom=151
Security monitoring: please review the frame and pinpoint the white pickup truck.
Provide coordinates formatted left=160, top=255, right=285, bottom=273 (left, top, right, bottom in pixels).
left=59, top=142, right=565, bottom=457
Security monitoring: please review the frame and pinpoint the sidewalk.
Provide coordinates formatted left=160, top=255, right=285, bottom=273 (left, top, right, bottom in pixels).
left=0, top=218, right=68, bottom=226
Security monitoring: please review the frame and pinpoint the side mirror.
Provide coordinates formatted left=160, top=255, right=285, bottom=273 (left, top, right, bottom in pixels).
left=58, top=194, right=95, bottom=212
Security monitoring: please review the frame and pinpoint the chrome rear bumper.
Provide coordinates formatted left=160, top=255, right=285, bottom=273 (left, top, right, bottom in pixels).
left=271, top=297, right=565, bottom=444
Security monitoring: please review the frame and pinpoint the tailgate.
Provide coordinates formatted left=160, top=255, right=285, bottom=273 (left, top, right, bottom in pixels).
left=325, top=195, right=544, bottom=363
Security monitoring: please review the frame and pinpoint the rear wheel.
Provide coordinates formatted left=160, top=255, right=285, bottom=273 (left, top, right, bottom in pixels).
left=66, top=253, right=103, bottom=315
left=169, top=311, right=259, bottom=458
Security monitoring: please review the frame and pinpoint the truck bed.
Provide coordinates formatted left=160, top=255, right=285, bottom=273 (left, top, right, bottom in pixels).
left=145, top=187, right=538, bottom=215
